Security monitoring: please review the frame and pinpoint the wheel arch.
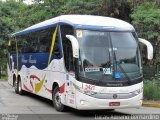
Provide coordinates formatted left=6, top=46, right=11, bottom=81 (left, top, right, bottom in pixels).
left=52, top=82, right=59, bottom=91
left=52, top=82, right=61, bottom=98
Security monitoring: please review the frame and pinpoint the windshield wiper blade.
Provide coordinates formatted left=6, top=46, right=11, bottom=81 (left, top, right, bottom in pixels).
left=117, top=62, right=131, bottom=84
left=113, top=50, right=131, bottom=84
left=99, top=49, right=112, bottom=81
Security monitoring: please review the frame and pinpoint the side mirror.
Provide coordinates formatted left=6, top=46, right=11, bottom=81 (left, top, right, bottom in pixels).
left=66, top=35, right=79, bottom=58
left=139, top=38, right=153, bottom=60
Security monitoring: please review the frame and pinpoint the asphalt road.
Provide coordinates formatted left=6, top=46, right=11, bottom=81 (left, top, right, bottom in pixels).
left=0, top=81, right=160, bottom=120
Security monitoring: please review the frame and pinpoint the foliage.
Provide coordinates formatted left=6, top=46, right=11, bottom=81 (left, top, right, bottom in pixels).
left=62, top=0, right=100, bottom=15
left=0, top=0, right=26, bottom=62
left=144, top=72, right=160, bottom=99
left=0, top=0, right=133, bottom=35
left=18, top=3, right=49, bottom=28
left=144, top=79, right=160, bottom=100
left=0, top=0, right=159, bottom=76
left=0, top=75, right=7, bottom=80
left=0, top=0, right=26, bottom=78
left=131, top=1, right=160, bottom=41
left=0, top=38, right=7, bottom=78
left=0, top=0, right=26, bottom=37
left=131, top=1, right=160, bottom=65
left=97, top=0, right=131, bottom=22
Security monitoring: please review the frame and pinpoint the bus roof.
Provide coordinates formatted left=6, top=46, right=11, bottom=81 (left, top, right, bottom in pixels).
left=12, top=15, right=135, bottom=36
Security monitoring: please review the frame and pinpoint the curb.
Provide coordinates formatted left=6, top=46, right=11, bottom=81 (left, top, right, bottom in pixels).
left=142, top=103, right=160, bottom=108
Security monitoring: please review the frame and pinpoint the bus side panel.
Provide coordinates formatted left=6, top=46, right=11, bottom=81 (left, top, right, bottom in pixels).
left=43, top=59, right=66, bottom=100
left=7, top=64, right=13, bottom=86
left=20, top=66, right=48, bottom=97
left=8, top=55, right=15, bottom=86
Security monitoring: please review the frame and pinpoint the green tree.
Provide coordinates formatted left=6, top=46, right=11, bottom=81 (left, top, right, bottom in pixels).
left=0, top=0, right=27, bottom=37
left=97, top=0, right=132, bottom=22
left=131, top=1, right=160, bottom=64
left=18, top=3, right=48, bottom=28
left=0, top=0, right=27, bottom=77
left=62, top=0, right=99, bottom=15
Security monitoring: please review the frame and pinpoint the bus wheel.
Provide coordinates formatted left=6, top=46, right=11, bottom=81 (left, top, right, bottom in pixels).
left=14, top=80, right=18, bottom=94
left=18, top=79, right=24, bottom=95
left=53, top=86, right=65, bottom=112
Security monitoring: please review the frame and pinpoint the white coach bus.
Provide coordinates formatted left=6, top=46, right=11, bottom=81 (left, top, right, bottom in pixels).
left=7, top=15, right=153, bottom=111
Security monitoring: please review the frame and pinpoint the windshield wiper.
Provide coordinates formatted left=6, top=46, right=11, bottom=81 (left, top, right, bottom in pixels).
left=99, top=48, right=112, bottom=81
left=113, top=50, right=131, bottom=84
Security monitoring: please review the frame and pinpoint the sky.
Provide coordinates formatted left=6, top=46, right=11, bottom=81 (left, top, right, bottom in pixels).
left=23, top=0, right=33, bottom=5
left=1, top=0, right=34, bottom=4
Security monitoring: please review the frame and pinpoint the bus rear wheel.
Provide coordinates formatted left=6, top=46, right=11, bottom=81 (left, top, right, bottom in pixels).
left=14, top=79, right=18, bottom=94
left=52, top=86, right=66, bottom=112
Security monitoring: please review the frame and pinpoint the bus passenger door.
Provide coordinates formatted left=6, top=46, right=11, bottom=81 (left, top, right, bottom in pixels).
left=65, top=72, right=76, bottom=108
left=60, top=24, right=76, bottom=108
left=64, top=46, right=76, bottom=108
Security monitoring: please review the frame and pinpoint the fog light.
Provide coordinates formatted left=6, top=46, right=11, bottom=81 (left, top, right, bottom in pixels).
left=139, top=100, right=142, bottom=105
left=80, top=100, right=85, bottom=105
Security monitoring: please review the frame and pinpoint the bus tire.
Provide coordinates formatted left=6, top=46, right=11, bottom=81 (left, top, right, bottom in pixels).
left=14, top=79, right=18, bottom=94
left=18, top=78, right=25, bottom=95
left=52, top=86, right=66, bottom=112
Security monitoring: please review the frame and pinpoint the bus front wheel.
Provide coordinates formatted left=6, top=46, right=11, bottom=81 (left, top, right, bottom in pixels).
left=52, top=86, right=66, bottom=112
left=18, top=79, right=25, bottom=95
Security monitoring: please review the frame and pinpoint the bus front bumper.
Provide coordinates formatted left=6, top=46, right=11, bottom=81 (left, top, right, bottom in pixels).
left=76, top=91, right=143, bottom=110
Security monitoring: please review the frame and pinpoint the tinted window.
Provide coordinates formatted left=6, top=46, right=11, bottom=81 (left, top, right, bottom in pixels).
left=16, top=26, right=61, bottom=58
left=60, top=25, right=74, bottom=71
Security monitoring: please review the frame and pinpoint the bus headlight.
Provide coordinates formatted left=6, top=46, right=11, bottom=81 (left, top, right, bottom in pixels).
left=80, top=100, right=85, bottom=105
left=132, top=88, right=143, bottom=96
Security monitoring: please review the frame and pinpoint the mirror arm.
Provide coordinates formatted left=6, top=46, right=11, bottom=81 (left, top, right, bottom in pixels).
left=66, top=35, right=80, bottom=80
left=66, top=35, right=79, bottom=58
left=139, top=38, right=153, bottom=60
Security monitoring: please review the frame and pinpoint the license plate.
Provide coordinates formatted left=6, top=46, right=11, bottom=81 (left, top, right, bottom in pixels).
left=109, top=102, right=120, bottom=106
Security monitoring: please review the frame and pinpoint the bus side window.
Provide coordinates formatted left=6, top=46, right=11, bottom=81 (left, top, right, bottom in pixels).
left=37, top=29, right=51, bottom=53
left=60, top=25, right=74, bottom=72
left=52, top=27, right=60, bottom=58
left=10, top=40, right=16, bottom=54
left=17, top=35, right=28, bottom=53
left=38, top=27, right=61, bottom=59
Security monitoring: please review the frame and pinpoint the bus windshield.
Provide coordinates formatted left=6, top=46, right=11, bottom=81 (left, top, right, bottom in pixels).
left=77, top=30, right=142, bottom=82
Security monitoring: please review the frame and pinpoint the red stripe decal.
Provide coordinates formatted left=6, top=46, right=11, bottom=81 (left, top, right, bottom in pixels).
left=30, top=75, right=40, bottom=81
left=46, top=88, right=52, bottom=94
left=59, top=83, right=65, bottom=93
left=44, top=86, right=52, bottom=94
left=30, top=80, right=33, bottom=89
left=23, top=84, right=32, bottom=93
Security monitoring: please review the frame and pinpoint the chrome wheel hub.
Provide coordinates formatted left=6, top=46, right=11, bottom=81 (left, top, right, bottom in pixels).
left=55, top=92, right=61, bottom=107
left=18, top=81, right=21, bottom=92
